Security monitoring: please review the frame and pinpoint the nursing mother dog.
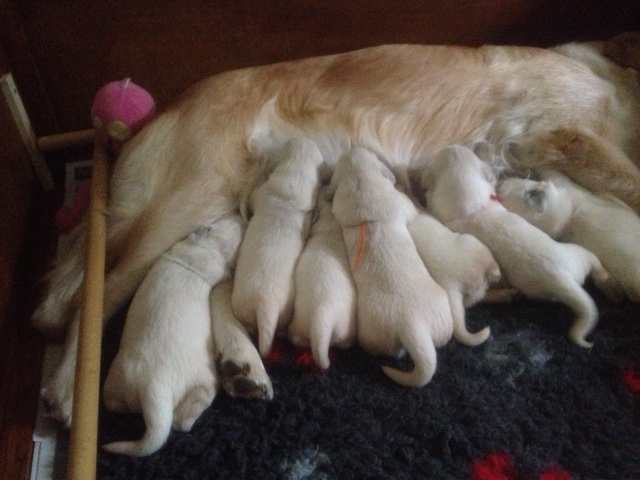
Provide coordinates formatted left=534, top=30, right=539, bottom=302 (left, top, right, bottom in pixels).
left=34, top=34, right=640, bottom=425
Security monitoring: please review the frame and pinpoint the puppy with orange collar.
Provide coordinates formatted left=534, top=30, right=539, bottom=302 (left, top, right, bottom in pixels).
left=329, top=147, right=453, bottom=387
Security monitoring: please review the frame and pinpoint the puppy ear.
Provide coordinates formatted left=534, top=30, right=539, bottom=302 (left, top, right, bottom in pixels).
left=188, top=225, right=212, bottom=242
left=376, top=161, right=397, bottom=185
left=239, top=190, right=254, bottom=222
left=524, top=186, right=548, bottom=213
left=481, top=161, right=497, bottom=186
left=420, top=167, right=434, bottom=191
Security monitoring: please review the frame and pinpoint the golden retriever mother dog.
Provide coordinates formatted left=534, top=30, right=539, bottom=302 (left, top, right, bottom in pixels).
left=35, top=35, right=640, bottom=425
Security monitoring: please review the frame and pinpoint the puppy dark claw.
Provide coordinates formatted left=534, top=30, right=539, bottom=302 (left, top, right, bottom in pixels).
left=217, top=358, right=273, bottom=399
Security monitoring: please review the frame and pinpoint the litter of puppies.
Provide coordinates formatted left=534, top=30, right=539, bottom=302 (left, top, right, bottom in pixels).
left=93, top=137, right=639, bottom=455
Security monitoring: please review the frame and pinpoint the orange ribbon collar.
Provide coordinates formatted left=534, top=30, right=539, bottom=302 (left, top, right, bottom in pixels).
left=352, top=222, right=368, bottom=271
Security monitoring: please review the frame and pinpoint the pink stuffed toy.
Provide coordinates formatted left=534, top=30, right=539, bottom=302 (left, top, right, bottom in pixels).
left=90, top=78, right=156, bottom=155
left=55, top=182, right=91, bottom=232
left=55, top=79, right=155, bottom=232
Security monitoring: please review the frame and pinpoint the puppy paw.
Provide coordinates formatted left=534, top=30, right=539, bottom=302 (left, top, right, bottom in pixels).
left=217, top=357, right=273, bottom=400
left=41, top=377, right=74, bottom=429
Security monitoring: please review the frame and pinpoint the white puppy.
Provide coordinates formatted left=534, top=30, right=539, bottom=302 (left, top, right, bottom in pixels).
left=498, top=170, right=636, bottom=301
left=102, top=214, right=244, bottom=456
left=210, top=280, right=273, bottom=399
left=328, top=147, right=453, bottom=388
left=232, top=137, right=324, bottom=357
left=288, top=186, right=357, bottom=370
left=407, top=211, right=498, bottom=346
left=422, top=145, right=615, bottom=348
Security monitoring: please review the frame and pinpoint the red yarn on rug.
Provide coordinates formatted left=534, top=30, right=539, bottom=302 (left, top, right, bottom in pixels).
left=539, top=467, right=573, bottom=480
left=471, top=453, right=517, bottom=480
left=264, top=339, right=286, bottom=366
left=623, top=367, right=640, bottom=393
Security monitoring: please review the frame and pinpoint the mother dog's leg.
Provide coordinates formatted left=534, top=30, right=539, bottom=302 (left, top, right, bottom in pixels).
left=42, top=181, right=239, bottom=426
left=517, top=127, right=640, bottom=212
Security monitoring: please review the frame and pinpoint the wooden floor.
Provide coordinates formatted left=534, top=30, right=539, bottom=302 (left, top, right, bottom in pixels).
left=0, top=162, right=64, bottom=480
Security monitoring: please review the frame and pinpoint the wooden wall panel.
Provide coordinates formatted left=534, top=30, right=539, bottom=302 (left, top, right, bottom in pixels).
left=10, top=0, right=640, bottom=136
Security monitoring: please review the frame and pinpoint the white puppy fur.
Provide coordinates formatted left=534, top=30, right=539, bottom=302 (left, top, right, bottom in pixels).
left=288, top=185, right=357, bottom=370
left=102, top=214, right=244, bottom=456
left=232, top=136, right=324, bottom=357
left=498, top=170, right=637, bottom=301
left=210, top=280, right=273, bottom=399
left=422, top=145, right=615, bottom=348
left=407, top=211, right=498, bottom=346
left=329, top=147, right=453, bottom=387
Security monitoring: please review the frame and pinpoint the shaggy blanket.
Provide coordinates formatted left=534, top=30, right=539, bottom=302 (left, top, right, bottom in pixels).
left=94, top=288, right=639, bottom=480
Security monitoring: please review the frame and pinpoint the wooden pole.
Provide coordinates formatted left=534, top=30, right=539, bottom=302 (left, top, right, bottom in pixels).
left=36, top=129, right=95, bottom=152
left=66, top=140, right=109, bottom=480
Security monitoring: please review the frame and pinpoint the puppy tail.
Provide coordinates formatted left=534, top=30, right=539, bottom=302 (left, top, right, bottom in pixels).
left=310, top=311, right=332, bottom=371
left=381, top=320, right=437, bottom=388
left=257, top=303, right=279, bottom=358
left=449, top=291, right=490, bottom=347
left=554, top=282, right=599, bottom=349
left=102, top=388, right=173, bottom=457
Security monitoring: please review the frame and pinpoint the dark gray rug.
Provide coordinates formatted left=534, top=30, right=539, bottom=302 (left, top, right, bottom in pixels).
left=96, top=288, right=640, bottom=480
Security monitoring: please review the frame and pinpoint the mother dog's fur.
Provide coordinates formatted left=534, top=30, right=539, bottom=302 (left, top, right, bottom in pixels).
left=34, top=36, right=640, bottom=424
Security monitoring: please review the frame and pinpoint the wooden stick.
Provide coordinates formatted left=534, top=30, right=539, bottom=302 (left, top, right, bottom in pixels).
left=37, top=129, right=95, bottom=152
left=67, top=141, right=109, bottom=480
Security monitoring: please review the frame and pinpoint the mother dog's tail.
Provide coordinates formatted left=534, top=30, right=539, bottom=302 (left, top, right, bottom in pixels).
left=381, top=319, right=437, bottom=388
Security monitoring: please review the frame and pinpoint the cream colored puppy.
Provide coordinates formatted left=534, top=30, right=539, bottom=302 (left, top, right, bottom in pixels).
left=422, top=145, right=615, bottom=348
left=288, top=186, right=357, bottom=370
left=232, top=137, right=324, bottom=357
left=329, top=147, right=453, bottom=388
left=102, top=214, right=244, bottom=457
left=210, top=280, right=273, bottom=399
left=407, top=211, right=498, bottom=346
left=498, top=170, right=637, bottom=301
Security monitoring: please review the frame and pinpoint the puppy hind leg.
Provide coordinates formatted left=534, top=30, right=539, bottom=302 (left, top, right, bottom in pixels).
left=211, top=282, right=273, bottom=399
left=449, top=290, right=490, bottom=347
left=589, top=261, right=626, bottom=304
left=173, top=383, right=217, bottom=432
left=381, top=320, right=437, bottom=388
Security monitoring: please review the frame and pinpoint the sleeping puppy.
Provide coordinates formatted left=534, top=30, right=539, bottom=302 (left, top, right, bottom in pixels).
left=35, top=36, right=640, bottom=425
left=288, top=185, right=357, bottom=370
left=328, top=147, right=453, bottom=388
left=210, top=280, right=273, bottom=399
left=102, top=214, right=244, bottom=457
left=231, top=136, right=324, bottom=357
left=498, top=171, right=637, bottom=301
left=422, top=145, right=616, bottom=348
left=407, top=211, right=499, bottom=346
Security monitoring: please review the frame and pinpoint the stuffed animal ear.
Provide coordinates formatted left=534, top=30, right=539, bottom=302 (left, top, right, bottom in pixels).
left=524, top=186, right=548, bottom=213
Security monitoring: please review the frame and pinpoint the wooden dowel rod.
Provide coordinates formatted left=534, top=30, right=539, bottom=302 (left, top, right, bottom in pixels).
left=37, top=129, right=95, bottom=152
left=67, top=141, right=109, bottom=480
